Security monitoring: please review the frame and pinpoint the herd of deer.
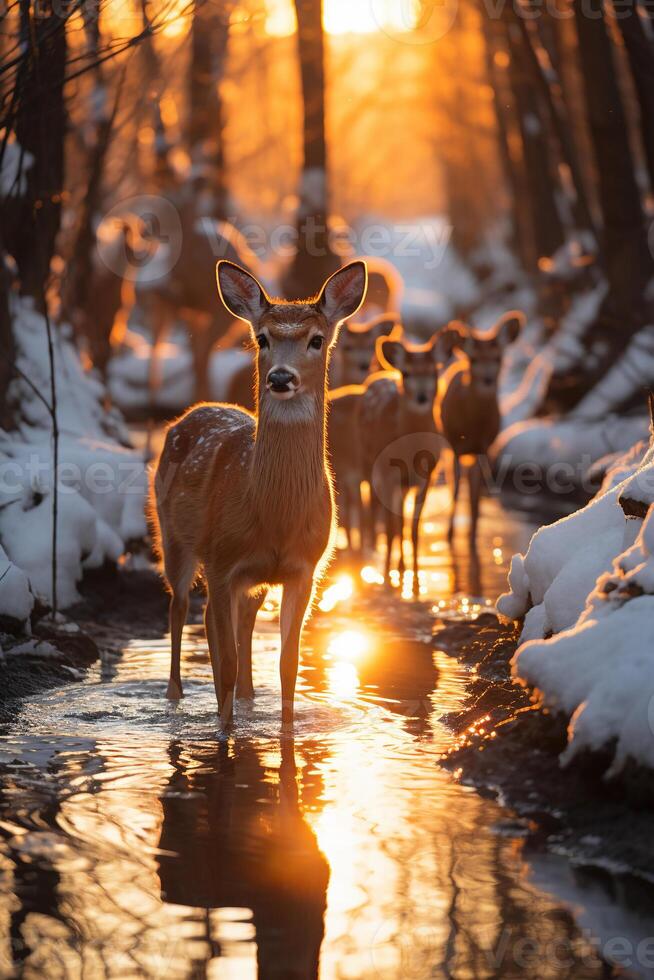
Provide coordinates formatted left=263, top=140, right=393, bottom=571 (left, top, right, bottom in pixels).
left=148, top=241, right=524, bottom=731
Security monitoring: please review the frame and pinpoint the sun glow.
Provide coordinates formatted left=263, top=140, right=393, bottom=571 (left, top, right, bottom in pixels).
left=327, top=629, right=369, bottom=661
left=265, top=0, right=418, bottom=36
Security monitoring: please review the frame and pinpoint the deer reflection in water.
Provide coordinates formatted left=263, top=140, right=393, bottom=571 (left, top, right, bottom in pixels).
left=157, top=738, right=329, bottom=978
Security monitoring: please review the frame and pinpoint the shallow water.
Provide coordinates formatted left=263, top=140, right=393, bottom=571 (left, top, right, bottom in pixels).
left=1, top=489, right=652, bottom=978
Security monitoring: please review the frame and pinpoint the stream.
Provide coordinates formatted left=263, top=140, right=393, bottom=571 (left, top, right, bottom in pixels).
left=1, top=487, right=653, bottom=978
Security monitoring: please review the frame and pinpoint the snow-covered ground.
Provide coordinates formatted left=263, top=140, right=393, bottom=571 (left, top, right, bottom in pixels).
left=498, top=433, right=654, bottom=774
left=1, top=297, right=148, bottom=633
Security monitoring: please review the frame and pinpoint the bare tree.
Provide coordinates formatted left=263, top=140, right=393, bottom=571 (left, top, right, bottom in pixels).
left=574, top=0, right=653, bottom=325
left=282, top=0, right=339, bottom=298
left=188, top=0, right=232, bottom=218
left=5, top=0, right=66, bottom=307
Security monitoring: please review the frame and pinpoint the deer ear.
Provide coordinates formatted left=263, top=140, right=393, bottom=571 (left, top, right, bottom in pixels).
left=371, top=314, right=400, bottom=339
left=318, top=261, right=367, bottom=325
left=437, top=321, right=468, bottom=361
left=493, top=310, right=526, bottom=347
left=216, top=260, right=269, bottom=324
left=377, top=336, right=405, bottom=371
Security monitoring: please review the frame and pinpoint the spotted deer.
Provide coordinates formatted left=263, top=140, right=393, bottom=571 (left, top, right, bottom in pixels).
left=360, top=330, right=445, bottom=587
left=436, top=310, right=525, bottom=544
left=226, top=311, right=399, bottom=412
left=151, top=260, right=367, bottom=729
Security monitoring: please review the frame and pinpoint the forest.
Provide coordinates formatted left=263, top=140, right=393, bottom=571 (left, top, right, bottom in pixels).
left=1, top=0, right=654, bottom=977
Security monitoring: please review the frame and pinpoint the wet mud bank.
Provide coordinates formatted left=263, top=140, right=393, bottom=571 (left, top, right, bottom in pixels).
left=436, top=614, right=654, bottom=881
left=0, top=566, right=168, bottom=727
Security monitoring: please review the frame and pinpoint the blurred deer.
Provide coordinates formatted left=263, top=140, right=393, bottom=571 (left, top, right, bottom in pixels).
left=350, top=256, right=403, bottom=322
left=331, top=313, right=399, bottom=387
left=360, top=330, right=445, bottom=586
left=135, top=213, right=263, bottom=403
left=326, top=314, right=399, bottom=552
left=151, top=260, right=367, bottom=729
left=436, top=311, right=525, bottom=545
left=327, top=384, right=365, bottom=553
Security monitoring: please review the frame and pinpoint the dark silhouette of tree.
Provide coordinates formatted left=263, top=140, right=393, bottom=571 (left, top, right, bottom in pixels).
left=574, top=0, right=653, bottom=325
left=5, top=0, right=66, bottom=308
left=188, top=0, right=232, bottom=219
left=616, top=0, right=654, bottom=195
left=283, top=0, right=339, bottom=298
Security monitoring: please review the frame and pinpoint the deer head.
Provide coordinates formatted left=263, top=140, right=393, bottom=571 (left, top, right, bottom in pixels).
left=376, top=330, right=444, bottom=412
left=440, top=310, right=525, bottom=394
left=217, top=260, right=367, bottom=419
left=338, top=313, right=399, bottom=384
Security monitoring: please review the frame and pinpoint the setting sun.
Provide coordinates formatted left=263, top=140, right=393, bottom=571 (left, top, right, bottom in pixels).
left=266, top=0, right=418, bottom=36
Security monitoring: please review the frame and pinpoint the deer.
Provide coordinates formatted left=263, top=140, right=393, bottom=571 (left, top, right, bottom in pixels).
left=133, top=210, right=263, bottom=403
left=359, top=330, right=445, bottom=590
left=224, top=306, right=400, bottom=413
left=436, top=310, right=525, bottom=545
left=151, top=259, right=367, bottom=730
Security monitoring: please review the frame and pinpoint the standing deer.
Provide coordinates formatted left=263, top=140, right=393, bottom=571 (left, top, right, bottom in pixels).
left=360, top=331, right=445, bottom=587
left=326, top=314, right=399, bottom=552
left=225, top=310, right=399, bottom=412
left=136, top=212, right=263, bottom=403
left=436, top=310, right=525, bottom=544
left=151, top=260, right=367, bottom=729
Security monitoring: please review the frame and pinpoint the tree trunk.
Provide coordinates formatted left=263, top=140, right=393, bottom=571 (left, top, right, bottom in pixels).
left=480, top=11, right=535, bottom=270
left=188, top=0, right=230, bottom=219
left=574, top=0, right=652, bottom=322
left=0, top=247, right=15, bottom=429
left=510, top=12, right=597, bottom=240
left=6, top=0, right=66, bottom=307
left=505, top=20, right=565, bottom=266
left=283, top=0, right=339, bottom=298
left=616, top=0, right=654, bottom=195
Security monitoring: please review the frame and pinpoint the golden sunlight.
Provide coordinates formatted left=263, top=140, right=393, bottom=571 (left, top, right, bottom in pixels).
left=327, top=629, right=369, bottom=661
left=318, top=574, right=354, bottom=612
left=265, top=0, right=418, bottom=36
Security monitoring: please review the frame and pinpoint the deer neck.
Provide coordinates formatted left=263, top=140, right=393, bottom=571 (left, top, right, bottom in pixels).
left=248, top=388, right=328, bottom=526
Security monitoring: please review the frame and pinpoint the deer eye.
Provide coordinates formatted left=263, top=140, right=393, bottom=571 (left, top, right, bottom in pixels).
left=309, top=335, right=324, bottom=351
left=256, top=334, right=269, bottom=350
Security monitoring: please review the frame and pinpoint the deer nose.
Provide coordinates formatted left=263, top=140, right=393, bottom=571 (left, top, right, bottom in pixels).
left=267, top=367, right=298, bottom=393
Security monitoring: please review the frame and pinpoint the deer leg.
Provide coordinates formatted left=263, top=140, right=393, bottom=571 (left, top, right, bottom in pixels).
left=280, top=572, right=314, bottom=731
left=351, top=478, right=363, bottom=555
left=468, top=456, right=483, bottom=547
left=163, top=537, right=195, bottom=700
left=412, top=480, right=430, bottom=596
left=397, top=502, right=406, bottom=577
left=364, top=480, right=378, bottom=554
left=206, top=582, right=238, bottom=729
left=204, top=601, right=220, bottom=704
left=236, top=589, right=267, bottom=699
left=447, top=452, right=461, bottom=543
left=384, top=484, right=402, bottom=580
left=167, top=592, right=188, bottom=700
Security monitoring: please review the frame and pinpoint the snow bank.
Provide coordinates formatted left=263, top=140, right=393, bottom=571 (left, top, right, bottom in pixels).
left=500, top=438, right=654, bottom=774
left=108, top=325, right=251, bottom=415
left=493, top=414, right=648, bottom=481
left=1, top=297, right=148, bottom=621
